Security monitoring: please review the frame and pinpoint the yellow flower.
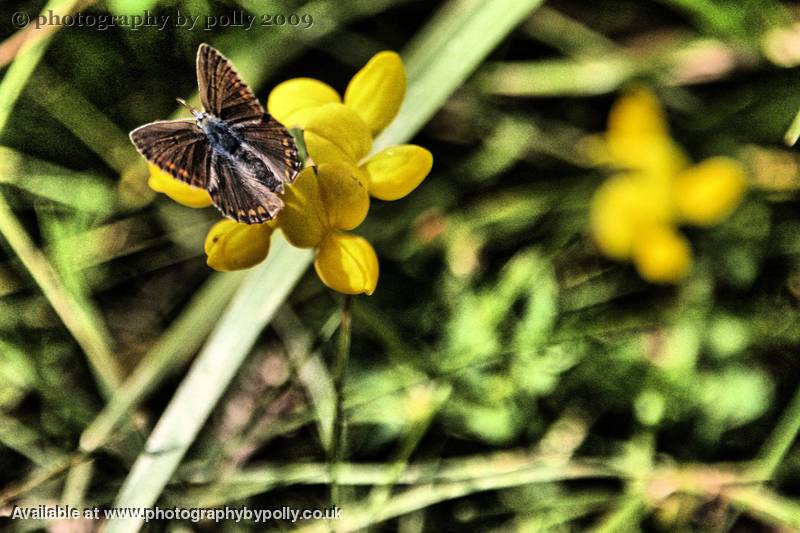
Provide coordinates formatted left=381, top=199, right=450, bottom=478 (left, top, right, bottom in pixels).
left=140, top=51, right=430, bottom=296
left=303, top=103, right=373, bottom=166
left=204, top=219, right=274, bottom=272
left=266, top=77, right=341, bottom=128
left=278, top=163, right=377, bottom=295
left=264, top=50, right=433, bottom=295
left=147, top=164, right=212, bottom=208
left=632, top=225, right=693, bottom=284
left=268, top=51, right=432, bottom=201
left=589, top=88, right=747, bottom=284
left=279, top=163, right=369, bottom=247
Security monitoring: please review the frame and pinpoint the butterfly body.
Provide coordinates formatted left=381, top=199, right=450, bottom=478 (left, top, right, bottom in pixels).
left=130, top=44, right=301, bottom=224
left=201, top=114, right=243, bottom=155
left=199, top=114, right=286, bottom=193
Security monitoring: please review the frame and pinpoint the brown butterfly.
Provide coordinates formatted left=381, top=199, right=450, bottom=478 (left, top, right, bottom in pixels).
left=130, top=43, right=301, bottom=224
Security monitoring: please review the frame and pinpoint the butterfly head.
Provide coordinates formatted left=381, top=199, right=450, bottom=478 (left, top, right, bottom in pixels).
left=176, top=97, right=206, bottom=123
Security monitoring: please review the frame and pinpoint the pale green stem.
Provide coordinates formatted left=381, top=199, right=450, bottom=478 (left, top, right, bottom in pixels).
left=331, top=295, right=352, bottom=508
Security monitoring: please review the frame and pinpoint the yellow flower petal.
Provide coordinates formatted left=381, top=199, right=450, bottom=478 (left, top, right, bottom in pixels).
left=267, top=77, right=341, bottom=129
left=278, top=163, right=370, bottom=247
left=605, top=134, right=689, bottom=180
left=632, top=224, right=692, bottom=284
left=363, top=145, right=432, bottom=200
left=603, top=88, right=689, bottom=178
left=147, top=164, right=212, bottom=208
left=317, top=162, right=370, bottom=230
left=304, top=103, right=372, bottom=165
left=344, top=51, right=406, bottom=135
left=608, top=87, right=670, bottom=139
left=204, top=219, right=274, bottom=272
left=314, top=232, right=379, bottom=295
left=590, top=174, right=674, bottom=260
left=673, top=156, right=747, bottom=226
left=278, top=167, right=327, bottom=248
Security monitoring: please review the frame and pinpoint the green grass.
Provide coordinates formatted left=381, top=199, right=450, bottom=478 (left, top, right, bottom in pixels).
left=0, top=0, right=799, bottom=531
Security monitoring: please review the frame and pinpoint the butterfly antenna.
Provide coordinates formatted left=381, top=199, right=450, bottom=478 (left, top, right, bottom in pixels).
left=176, top=97, right=203, bottom=119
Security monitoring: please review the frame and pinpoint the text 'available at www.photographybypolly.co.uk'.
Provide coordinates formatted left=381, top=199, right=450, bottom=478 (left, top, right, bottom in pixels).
left=11, top=9, right=314, bottom=31
left=8, top=504, right=342, bottom=524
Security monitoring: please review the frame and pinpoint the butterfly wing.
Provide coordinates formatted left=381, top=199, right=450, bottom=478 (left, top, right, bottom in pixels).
left=129, top=120, right=211, bottom=189
left=233, top=114, right=302, bottom=186
left=207, top=153, right=284, bottom=224
left=196, top=43, right=264, bottom=124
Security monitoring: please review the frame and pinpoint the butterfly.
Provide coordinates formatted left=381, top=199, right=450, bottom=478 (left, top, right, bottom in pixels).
left=130, top=43, right=301, bottom=224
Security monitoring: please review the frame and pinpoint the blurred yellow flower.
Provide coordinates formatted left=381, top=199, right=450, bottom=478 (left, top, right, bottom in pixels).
left=144, top=51, right=431, bottom=296
left=604, top=88, right=689, bottom=178
left=588, top=88, right=747, bottom=283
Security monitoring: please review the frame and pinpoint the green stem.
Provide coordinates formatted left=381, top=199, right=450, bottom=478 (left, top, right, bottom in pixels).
left=756, top=384, right=800, bottom=478
left=331, top=295, right=353, bottom=508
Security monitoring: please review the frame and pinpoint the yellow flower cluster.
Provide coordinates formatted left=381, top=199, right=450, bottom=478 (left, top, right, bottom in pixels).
left=588, top=88, right=747, bottom=284
left=149, top=52, right=432, bottom=295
